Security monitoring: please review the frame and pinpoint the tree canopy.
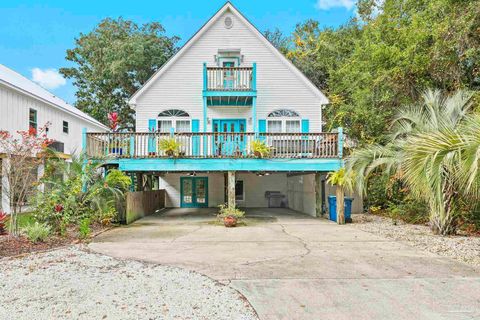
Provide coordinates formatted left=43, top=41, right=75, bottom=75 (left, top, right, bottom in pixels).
left=283, top=0, right=480, bottom=144
left=60, top=18, right=179, bottom=130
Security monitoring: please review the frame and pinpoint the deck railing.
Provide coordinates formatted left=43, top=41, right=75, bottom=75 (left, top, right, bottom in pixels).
left=205, top=66, right=255, bottom=91
left=85, top=132, right=339, bottom=159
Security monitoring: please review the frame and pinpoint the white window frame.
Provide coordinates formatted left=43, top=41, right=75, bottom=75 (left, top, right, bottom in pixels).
left=267, top=118, right=301, bottom=133
left=157, top=118, right=191, bottom=133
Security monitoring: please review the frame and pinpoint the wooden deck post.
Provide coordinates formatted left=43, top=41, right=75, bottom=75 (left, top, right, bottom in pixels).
left=336, top=185, right=345, bottom=224
left=315, top=173, right=322, bottom=217
left=227, top=171, right=236, bottom=208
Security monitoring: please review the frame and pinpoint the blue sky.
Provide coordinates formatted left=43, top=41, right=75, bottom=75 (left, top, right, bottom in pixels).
left=0, top=0, right=355, bottom=104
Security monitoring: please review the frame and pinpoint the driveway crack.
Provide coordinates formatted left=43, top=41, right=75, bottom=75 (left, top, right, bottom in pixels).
left=239, top=224, right=311, bottom=267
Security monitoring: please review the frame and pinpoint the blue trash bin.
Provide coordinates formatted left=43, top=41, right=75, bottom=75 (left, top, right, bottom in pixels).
left=328, top=196, right=353, bottom=222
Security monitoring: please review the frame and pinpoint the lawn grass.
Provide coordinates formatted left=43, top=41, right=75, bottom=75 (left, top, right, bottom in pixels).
left=6, top=212, right=36, bottom=230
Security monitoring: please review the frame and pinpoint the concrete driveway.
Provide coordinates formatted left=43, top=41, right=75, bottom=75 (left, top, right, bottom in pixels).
left=90, top=208, right=480, bottom=320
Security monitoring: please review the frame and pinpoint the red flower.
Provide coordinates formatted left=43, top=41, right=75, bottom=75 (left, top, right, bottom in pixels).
left=107, top=112, right=119, bottom=132
left=54, top=204, right=64, bottom=213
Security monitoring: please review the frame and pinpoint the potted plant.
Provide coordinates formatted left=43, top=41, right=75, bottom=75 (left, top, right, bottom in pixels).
left=158, top=137, right=182, bottom=157
left=251, top=139, right=271, bottom=158
left=0, top=211, right=8, bottom=235
left=218, top=204, right=245, bottom=227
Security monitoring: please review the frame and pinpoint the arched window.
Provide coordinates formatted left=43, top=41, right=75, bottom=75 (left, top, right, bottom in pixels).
left=157, top=109, right=191, bottom=132
left=267, top=109, right=301, bottom=133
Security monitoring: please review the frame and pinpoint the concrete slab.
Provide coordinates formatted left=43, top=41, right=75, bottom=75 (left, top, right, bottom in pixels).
left=90, top=208, right=480, bottom=319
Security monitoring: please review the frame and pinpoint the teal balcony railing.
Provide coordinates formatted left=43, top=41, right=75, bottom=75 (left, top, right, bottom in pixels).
left=203, top=64, right=256, bottom=92
left=85, top=132, right=340, bottom=160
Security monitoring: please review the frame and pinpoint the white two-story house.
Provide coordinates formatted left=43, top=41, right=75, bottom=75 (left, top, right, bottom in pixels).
left=0, top=63, right=108, bottom=212
left=85, top=2, right=361, bottom=217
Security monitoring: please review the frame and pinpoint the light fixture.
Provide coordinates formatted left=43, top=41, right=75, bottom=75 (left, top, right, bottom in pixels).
left=207, top=118, right=211, bottom=124
left=189, top=172, right=196, bottom=177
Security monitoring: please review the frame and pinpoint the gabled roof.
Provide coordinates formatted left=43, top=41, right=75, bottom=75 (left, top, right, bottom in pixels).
left=0, top=64, right=109, bottom=130
left=129, top=1, right=329, bottom=106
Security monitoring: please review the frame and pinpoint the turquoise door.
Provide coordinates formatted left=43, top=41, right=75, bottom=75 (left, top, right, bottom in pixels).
left=223, top=61, right=234, bottom=89
left=181, top=177, right=208, bottom=208
left=213, top=119, right=246, bottom=156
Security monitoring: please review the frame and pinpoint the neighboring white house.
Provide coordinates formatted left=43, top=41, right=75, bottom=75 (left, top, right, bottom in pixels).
left=84, top=2, right=363, bottom=217
left=0, top=63, right=108, bottom=212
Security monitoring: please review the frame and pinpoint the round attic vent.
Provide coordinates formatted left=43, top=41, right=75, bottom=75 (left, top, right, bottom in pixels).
left=224, top=16, right=233, bottom=29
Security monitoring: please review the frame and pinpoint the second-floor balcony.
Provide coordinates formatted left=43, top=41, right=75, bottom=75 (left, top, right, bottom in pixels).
left=85, top=132, right=340, bottom=160
left=203, top=63, right=256, bottom=107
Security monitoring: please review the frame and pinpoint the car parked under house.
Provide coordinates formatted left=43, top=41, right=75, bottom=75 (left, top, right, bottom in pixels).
left=84, top=2, right=363, bottom=217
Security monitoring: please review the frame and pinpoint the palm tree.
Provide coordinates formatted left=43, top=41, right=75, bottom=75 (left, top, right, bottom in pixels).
left=346, top=89, right=475, bottom=235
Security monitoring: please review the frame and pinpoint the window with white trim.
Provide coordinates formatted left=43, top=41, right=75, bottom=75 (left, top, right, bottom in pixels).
left=157, top=109, right=190, bottom=132
left=267, top=109, right=301, bottom=133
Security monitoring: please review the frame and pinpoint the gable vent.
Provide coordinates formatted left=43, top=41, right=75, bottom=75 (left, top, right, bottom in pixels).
left=224, top=16, right=233, bottom=29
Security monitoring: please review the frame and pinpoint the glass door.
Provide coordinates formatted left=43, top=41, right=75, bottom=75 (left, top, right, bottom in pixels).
left=223, top=61, right=235, bottom=89
left=181, top=177, right=208, bottom=208
left=212, top=119, right=246, bottom=156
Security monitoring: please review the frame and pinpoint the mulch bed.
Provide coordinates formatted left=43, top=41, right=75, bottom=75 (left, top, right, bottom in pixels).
left=0, top=223, right=114, bottom=258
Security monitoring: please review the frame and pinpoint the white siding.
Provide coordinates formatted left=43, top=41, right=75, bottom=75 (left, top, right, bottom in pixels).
left=135, top=8, right=324, bottom=132
left=0, top=84, right=106, bottom=155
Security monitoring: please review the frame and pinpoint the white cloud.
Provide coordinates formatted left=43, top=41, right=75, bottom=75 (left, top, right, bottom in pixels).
left=315, top=0, right=356, bottom=10
left=31, top=68, right=66, bottom=90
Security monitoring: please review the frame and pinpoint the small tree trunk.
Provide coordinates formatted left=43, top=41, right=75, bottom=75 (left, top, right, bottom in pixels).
left=336, top=185, right=345, bottom=225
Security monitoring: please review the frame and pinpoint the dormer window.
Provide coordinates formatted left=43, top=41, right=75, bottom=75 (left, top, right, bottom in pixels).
left=157, top=109, right=190, bottom=132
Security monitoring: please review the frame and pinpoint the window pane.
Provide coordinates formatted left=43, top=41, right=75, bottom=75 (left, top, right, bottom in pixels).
left=158, top=120, right=172, bottom=133
left=63, top=121, right=69, bottom=134
left=235, top=180, right=244, bottom=201
left=267, top=120, right=282, bottom=133
left=29, top=108, right=37, bottom=130
left=286, top=120, right=301, bottom=133
left=176, top=120, right=190, bottom=132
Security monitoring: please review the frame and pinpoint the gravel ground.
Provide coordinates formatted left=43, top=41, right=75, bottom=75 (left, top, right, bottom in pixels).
left=352, top=214, right=480, bottom=268
left=0, top=246, right=258, bottom=320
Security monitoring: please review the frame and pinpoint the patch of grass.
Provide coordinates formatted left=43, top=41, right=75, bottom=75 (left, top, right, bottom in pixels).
left=205, top=217, right=277, bottom=227
left=6, top=212, right=36, bottom=230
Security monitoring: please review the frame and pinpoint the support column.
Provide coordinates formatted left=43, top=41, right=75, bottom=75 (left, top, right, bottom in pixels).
left=315, top=173, right=322, bottom=217
left=336, top=185, right=345, bottom=224
left=227, top=171, right=236, bottom=208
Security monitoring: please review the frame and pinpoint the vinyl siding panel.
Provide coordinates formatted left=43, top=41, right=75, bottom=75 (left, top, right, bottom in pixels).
left=135, top=9, right=324, bottom=132
left=0, top=84, right=106, bottom=155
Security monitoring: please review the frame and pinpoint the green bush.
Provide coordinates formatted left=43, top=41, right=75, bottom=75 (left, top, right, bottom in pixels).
left=217, top=204, right=245, bottom=219
left=79, top=218, right=91, bottom=239
left=23, top=222, right=51, bottom=243
left=33, top=155, right=130, bottom=234
left=387, top=197, right=429, bottom=225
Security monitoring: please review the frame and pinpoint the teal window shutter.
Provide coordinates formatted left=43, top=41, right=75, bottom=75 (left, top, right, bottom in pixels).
left=301, top=119, right=310, bottom=133
left=258, top=119, right=266, bottom=141
left=148, top=119, right=157, bottom=154
left=192, top=119, right=200, bottom=156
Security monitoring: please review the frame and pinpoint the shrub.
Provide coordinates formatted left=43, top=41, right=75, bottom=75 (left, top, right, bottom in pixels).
left=79, top=218, right=91, bottom=239
left=251, top=140, right=272, bottom=158
left=23, top=222, right=51, bottom=243
left=158, top=137, right=181, bottom=157
left=0, top=211, right=8, bottom=235
left=217, top=204, right=245, bottom=219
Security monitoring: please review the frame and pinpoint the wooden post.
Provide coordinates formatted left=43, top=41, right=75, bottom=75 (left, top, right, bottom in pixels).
left=336, top=185, right=345, bottom=224
left=315, top=173, right=322, bottom=217
left=227, top=171, right=236, bottom=208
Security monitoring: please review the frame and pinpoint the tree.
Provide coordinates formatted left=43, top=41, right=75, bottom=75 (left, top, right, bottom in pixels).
left=0, top=125, right=53, bottom=236
left=60, top=18, right=179, bottom=130
left=284, top=0, right=480, bottom=144
left=346, top=89, right=476, bottom=235
left=264, top=28, right=291, bottom=55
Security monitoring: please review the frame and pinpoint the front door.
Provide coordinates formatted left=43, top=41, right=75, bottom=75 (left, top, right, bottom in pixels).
left=223, top=61, right=235, bottom=89
left=212, top=119, right=246, bottom=156
left=181, top=177, right=208, bottom=208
